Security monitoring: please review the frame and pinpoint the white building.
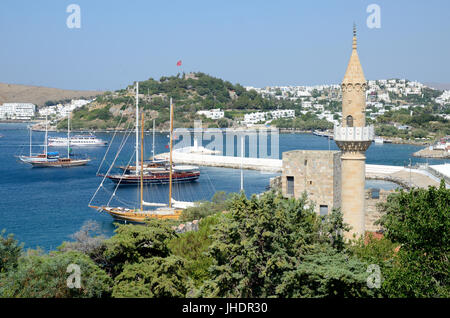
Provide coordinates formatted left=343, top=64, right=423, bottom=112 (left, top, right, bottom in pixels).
left=313, top=104, right=324, bottom=111
left=39, top=99, right=92, bottom=119
left=196, top=108, right=224, bottom=120
left=243, top=112, right=266, bottom=125
left=436, top=90, right=450, bottom=105
left=269, top=109, right=295, bottom=119
left=302, top=101, right=313, bottom=109
left=0, top=103, right=36, bottom=120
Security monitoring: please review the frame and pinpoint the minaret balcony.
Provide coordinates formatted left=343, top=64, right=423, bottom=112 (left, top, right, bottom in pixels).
left=334, top=125, right=374, bottom=142
left=334, top=125, right=374, bottom=152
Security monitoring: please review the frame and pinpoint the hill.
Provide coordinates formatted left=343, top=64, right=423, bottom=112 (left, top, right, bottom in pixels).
left=0, top=83, right=104, bottom=107
left=60, top=72, right=300, bottom=130
left=424, top=82, right=450, bottom=91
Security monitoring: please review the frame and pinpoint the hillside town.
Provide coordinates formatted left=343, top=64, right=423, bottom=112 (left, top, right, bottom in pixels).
left=1, top=78, right=448, bottom=153
left=0, top=99, right=93, bottom=121
left=245, top=79, right=450, bottom=125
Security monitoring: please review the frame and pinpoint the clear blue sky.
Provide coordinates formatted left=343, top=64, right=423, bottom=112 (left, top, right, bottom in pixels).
left=0, top=0, right=449, bottom=90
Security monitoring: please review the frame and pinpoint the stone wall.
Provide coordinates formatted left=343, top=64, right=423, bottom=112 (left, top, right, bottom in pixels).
left=365, top=188, right=394, bottom=232
left=282, top=150, right=341, bottom=215
left=270, top=175, right=282, bottom=191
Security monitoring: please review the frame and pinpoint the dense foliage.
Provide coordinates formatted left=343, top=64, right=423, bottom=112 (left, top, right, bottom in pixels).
left=112, top=256, right=189, bottom=298
left=0, top=250, right=112, bottom=298
left=272, top=114, right=334, bottom=131
left=376, top=180, right=450, bottom=297
left=198, top=192, right=374, bottom=297
left=180, top=191, right=229, bottom=221
left=0, top=231, right=22, bottom=273
left=375, top=106, right=450, bottom=138
left=1, top=183, right=448, bottom=298
left=168, top=214, right=221, bottom=287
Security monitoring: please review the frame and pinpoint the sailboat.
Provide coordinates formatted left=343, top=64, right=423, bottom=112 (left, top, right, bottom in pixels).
left=100, top=87, right=200, bottom=184
left=89, top=83, right=196, bottom=223
left=28, top=112, right=90, bottom=167
left=18, top=115, right=60, bottom=164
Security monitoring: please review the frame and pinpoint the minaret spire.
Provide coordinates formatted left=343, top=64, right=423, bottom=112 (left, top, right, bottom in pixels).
left=334, top=25, right=374, bottom=240
left=343, top=24, right=365, bottom=87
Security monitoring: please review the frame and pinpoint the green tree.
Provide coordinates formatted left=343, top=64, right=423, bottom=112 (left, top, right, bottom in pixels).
left=168, top=214, right=221, bottom=286
left=180, top=191, right=229, bottom=222
left=112, top=256, right=189, bottom=298
left=378, top=181, right=450, bottom=297
left=199, top=192, right=372, bottom=297
left=275, top=244, right=375, bottom=297
left=217, top=118, right=229, bottom=128
left=0, top=230, right=23, bottom=273
left=103, top=220, right=176, bottom=276
left=0, top=251, right=112, bottom=298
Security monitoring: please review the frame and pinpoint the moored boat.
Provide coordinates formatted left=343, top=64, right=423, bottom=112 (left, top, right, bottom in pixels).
left=27, top=112, right=90, bottom=167
left=100, top=168, right=200, bottom=184
left=89, top=83, right=194, bottom=223
left=30, top=157, right=90, bottom=168
left=18, top=116, right=62, bottom=165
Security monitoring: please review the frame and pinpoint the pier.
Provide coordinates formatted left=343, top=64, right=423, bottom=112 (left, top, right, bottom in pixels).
left=155, top=152, right=450, bottom=189
left=155, top=152, right=282, bottom=172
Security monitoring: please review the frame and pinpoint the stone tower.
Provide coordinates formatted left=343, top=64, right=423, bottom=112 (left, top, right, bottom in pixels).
left=334, top=26, right=374, bottom=239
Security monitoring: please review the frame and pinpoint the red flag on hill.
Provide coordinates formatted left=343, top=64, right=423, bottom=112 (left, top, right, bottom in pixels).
left=176, top=60, right=182, bottom=66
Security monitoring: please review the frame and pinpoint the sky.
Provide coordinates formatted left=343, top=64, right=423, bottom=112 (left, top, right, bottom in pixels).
left=0, top=0, right=449, bottom=91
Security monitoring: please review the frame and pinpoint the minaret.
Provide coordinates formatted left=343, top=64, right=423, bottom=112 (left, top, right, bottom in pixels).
left=334, top=26, right=374, bottom=239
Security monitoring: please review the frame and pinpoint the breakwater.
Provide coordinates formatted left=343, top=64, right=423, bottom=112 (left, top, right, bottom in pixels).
left=413, top=147, right=450, bottom=159
left=156, top=152, right=448, bottom=189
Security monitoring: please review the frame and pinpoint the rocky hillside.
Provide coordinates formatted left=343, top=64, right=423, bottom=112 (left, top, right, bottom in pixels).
left=0, top=83, right=103, bottom=107
left=59, top=72, right=298, bottom=130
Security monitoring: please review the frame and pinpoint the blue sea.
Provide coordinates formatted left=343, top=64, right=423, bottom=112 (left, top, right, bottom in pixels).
left=0, top=123, right=447, bottom=251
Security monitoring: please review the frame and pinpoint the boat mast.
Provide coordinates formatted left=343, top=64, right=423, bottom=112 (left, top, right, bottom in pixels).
left=240, top=135, right=244, bottom=192
left=45, top=114, right=48, bottom=158
left=169, top=97, right=174, bottom=209
left=67, top=112, right=70, bottom=159
left=140, top=114, right=144, bottom=212
left=29, top=125, right=32, bottom=156
left=135, top=81, right=139, bottom=175
left=152, top=119, right=155, bottom=161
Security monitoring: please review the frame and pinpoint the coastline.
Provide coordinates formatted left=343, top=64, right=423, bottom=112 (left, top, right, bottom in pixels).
left=0, top=121, right=439, bottom=147
left=413, top=147, right=450, bottom=159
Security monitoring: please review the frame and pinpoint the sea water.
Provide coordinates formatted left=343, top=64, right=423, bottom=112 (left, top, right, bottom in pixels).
left=0, top=123, right=447, bottom=250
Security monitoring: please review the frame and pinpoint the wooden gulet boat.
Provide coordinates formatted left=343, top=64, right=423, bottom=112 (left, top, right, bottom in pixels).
left=89, top=83, right=194, bottom=223
left=103, top=116, right=200, bottom=184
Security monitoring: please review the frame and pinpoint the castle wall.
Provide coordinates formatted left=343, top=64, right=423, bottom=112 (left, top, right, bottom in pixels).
left=282, top=150, right=341, bottom=215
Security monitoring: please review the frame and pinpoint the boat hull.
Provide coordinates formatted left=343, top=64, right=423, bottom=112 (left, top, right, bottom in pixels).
left=30, top=159, right=90, bottom=168
left=90, top=205, right=182, bottom=222
left=103, top=171, right=200, bottom=184
left=18, top=156, right=59, bottom=164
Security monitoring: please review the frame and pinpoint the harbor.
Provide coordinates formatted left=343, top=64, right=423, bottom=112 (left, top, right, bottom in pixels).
left=155, top=151, right=449, bottom=189
left=1, top=122, right=449, bottom=250
left=413, top=137, right=450, bottom=159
